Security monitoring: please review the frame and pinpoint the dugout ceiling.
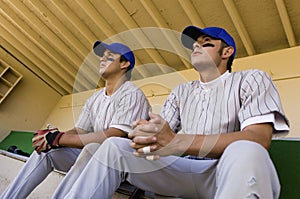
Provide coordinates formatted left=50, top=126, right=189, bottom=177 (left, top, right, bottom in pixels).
left=0, top=0, right=299, bottom=95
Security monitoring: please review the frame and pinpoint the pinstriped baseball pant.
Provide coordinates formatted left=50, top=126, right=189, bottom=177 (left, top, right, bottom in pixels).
left=53, top=137, right=280, bottom=199
left=0, top=147, right=82, bottom=199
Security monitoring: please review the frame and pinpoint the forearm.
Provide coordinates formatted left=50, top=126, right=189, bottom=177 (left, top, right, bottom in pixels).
left=64, top=127, right=86, bottom=135
left=59, top=132, right=107, bottom=148
left=59, top=127, right=127, bottom=148
left=175, top=133, right=242, bottom=158
left=176, top=124, right=273, bottom=158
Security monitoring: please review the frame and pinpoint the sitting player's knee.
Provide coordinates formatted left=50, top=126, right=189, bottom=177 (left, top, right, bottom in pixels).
left=222, top=140, right=269, bottom=163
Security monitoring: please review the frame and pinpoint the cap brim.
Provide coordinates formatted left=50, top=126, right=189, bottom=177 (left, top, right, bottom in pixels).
left=93, top=41, right=135, bottom=69
left=181, top=26, right=206, bottom=49
left=93, top=41, right=112, bottom=56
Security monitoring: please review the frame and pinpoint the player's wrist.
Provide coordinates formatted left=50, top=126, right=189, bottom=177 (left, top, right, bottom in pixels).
left=45, top=130, right=65, bottom=148
left=57, top=131, right=65, bottom=146
left=172, top=134, right=188, bottom=155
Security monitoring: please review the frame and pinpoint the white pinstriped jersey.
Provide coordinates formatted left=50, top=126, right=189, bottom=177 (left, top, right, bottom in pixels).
left=161, top=69, right=289, bottom=136
left=76, top=81, right=150, bottom=134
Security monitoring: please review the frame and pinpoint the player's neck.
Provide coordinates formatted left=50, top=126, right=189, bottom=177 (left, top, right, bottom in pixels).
left=105, top=75, right=127, bottom=96
left=198, top=66, right=227, bottom=82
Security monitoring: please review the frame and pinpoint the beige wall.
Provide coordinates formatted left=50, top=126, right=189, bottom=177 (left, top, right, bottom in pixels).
left=0, top=48, right=61, bottom=141
left=42, top=90, right=93, bottom=131
left=274, top=79, right=299, bottom=137
left=42, top=46, right=300, bottom=138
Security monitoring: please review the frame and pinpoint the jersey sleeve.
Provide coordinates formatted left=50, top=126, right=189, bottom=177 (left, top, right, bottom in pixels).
left=238, top=70, right=289, bottom=135
left=161, top=87, right=182, bottom=133
left=110, top=89, right=150, bottom=134
left=75, top=95, right=95, bottom=132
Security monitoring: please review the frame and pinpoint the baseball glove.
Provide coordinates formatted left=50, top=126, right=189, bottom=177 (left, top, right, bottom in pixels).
left=32, top=125, right=64, bottom=154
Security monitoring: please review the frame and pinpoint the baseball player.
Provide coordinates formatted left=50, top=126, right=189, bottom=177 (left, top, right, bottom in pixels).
left=1, top=41, right=151, bottom=199
left=51, top=26, right=289, bottom=199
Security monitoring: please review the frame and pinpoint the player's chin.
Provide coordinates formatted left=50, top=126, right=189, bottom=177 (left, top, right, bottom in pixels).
left=99, top=70, right=109, bottom=78
left=99, top=68, right=105, bottom=75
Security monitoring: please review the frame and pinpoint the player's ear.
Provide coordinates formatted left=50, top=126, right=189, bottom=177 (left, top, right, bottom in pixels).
left=222, top=46, right=234, bottom=59
left=120, top=60, right=130, bottom=70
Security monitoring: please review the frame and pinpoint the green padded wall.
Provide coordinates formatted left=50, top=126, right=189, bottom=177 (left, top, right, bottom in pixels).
left=269, top=139, right=300, bottom=199
left=0, top=131, right=34, bottom=154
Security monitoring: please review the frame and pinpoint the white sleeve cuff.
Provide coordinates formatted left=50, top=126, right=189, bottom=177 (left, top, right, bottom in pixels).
left=241, top=113, right=289, bottom=132
left=110, top=124, right=133, bottom=134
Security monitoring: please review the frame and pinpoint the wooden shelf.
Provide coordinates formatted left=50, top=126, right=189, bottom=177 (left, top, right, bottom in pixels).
left=0, top=60, right=23, bottom=104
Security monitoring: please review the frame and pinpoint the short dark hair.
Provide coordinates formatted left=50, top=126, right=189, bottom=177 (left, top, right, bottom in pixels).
left=120, top=55, right=128, bottom=63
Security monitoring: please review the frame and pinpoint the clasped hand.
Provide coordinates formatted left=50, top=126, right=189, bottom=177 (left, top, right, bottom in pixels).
left=129, top=112, right=177, bottom=160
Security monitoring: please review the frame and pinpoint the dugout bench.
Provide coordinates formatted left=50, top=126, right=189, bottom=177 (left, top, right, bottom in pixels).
left=0, top=131, right=299, bottom=199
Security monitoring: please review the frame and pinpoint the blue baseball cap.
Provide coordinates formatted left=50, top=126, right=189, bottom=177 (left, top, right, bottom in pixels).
left=93, top=41, right=135, bottom=70
left=181, top=26, right=236, bottom=62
